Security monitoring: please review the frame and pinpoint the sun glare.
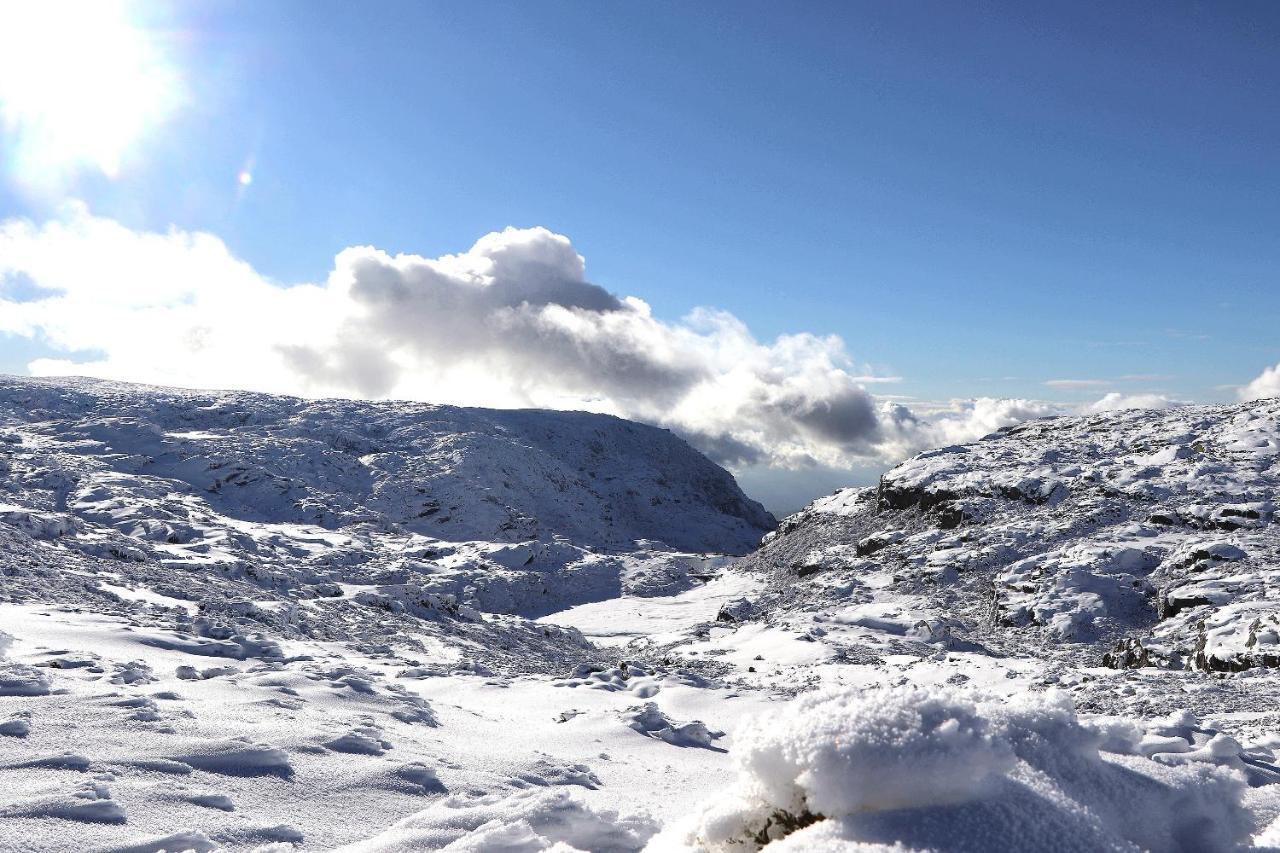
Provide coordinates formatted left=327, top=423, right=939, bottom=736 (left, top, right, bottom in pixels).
left=0, top=0, right=181, bottom=187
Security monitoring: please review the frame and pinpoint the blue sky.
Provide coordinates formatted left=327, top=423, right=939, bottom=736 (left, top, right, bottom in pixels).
left=2, top=1, right=1279, bottom=508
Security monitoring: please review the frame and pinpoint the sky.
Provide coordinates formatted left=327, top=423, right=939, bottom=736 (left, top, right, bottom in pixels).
left=1, top=1, right=1279, bottom=512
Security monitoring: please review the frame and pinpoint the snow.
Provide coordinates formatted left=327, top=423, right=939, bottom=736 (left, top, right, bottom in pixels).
left=98, top=580, right=201, bottom=614
left=338, top=788, right=658, bottom=852
left=3, top=376, right=1280, bottom=851
left=540, top=571, right=763, bottom=647
left=656, top=687, right=1255, bottom=852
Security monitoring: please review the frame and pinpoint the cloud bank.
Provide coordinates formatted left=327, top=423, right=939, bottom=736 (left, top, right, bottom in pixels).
left=1240, top=363, right=1280, bottom=402
left=0, top=205, right=1187, bottom=471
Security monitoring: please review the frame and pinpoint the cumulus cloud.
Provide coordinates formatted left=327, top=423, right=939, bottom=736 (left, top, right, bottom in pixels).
left=1240, top=363, right=1280, bottom=402
left=0, top=205, right=1196, bottom=473
left=875, top=397, right=1064, bottom=459
left=1083, top=392, right=1186, bottom=413
left=0, top=206, right=904, bottom=468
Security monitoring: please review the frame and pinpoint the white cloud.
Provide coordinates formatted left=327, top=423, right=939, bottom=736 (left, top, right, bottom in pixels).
left=874, top=397, right=1064, bottom=459
left=0, top=206, right=1208, bottom=474
left=1083, top=392, right=1185, bottom=413
left=0, top=206, right=906, bottom=468
left=1240, top=363, right=1280, bottom=402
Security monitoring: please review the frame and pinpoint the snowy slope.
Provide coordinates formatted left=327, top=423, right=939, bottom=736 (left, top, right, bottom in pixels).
left=0, top=375, right=773, bottom=554
left=643, top=400, right=1280, bottom=850
left=745, top=400, right=1280, bottom=677
left=0, top=376, right=778, bottom=851
left=3, top=380, right=1280, bottom=852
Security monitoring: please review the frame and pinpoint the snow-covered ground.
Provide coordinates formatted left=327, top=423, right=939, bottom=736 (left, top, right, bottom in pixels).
left=2, top=377, right=1280, bottom=851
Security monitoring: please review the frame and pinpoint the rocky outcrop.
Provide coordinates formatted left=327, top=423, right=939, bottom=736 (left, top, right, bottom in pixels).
left=742, top=399, right=1280, bottom=673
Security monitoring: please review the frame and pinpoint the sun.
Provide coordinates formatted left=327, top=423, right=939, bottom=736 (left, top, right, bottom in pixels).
left=0, top=0, right=181, bottom=187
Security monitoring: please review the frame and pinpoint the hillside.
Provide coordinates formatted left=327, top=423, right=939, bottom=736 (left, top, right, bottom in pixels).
left=740, top=398, right=1280, bottom=683
left=0, top=375, right=774, bottom=554
left=2, top=380, right=1279, bottom=851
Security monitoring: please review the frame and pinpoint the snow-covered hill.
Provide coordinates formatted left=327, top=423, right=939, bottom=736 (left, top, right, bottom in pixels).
left=653, top=399, right=1280, bottom=850
left=3, top=379, right=1280, bottom=852
left=0, top=375, right=773, bottom=554
left=744, top=399, right=1280, bottom=679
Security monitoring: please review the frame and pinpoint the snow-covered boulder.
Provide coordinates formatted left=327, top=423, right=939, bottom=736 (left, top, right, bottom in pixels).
left=655, top=687, right=1254, bottom=852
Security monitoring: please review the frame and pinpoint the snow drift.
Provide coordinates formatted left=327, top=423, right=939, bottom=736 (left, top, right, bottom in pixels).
left=655, top=687, right=1255, bottom=853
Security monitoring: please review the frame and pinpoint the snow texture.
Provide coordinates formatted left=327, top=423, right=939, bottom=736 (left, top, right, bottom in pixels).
left=656, top=688, right=1254, bottom=852
left=4, top=376, right=1280, bottom=852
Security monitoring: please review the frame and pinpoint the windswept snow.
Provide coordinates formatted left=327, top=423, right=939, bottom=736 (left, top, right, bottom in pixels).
left=3, top=377, right=1280, bottom=851
left=655, top=688, right=1255, bottom=852
left=0, top=374, right=773, bottom=556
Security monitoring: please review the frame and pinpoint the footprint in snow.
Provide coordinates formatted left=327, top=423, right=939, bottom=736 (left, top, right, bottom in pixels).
left=323, top=718, right=392, bottom=755
left=0, top=781, right=125, bottom=824
left=508, top=755, right=601, bottom=790
left=0, top=664, right=52, bottom=696
left=0, top=712, right=31, bottom=737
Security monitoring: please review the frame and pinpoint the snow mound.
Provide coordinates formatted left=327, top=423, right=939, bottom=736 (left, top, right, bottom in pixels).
left=2, top=781, right=126, bottom=825
left=168, top=739, right=293, bottom=777
left=655, top=687, right=1255, bottom=853
left=336, top=788, right=657, bottom=852
left=624, top=701, right=724, bottom=749
left=0, top=664, right=52, bottom=696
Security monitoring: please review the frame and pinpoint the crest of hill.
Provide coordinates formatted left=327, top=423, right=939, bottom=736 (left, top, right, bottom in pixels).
left=748, top=398, right=1280, bottom=674
left=0, top=375, right=775, bottom=554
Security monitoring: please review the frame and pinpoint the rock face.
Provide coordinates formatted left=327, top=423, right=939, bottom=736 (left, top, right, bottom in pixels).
left=744, top=400, right=1280, bottom=674
left=0, top=375, right=774, bottom=555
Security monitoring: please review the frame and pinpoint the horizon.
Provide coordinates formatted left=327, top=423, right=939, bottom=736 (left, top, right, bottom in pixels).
left=2, top=1, right=1279, bottom=513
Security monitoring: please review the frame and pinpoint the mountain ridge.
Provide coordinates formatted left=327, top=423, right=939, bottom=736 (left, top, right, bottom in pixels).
left=0, top=373, right=776, bottom=555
